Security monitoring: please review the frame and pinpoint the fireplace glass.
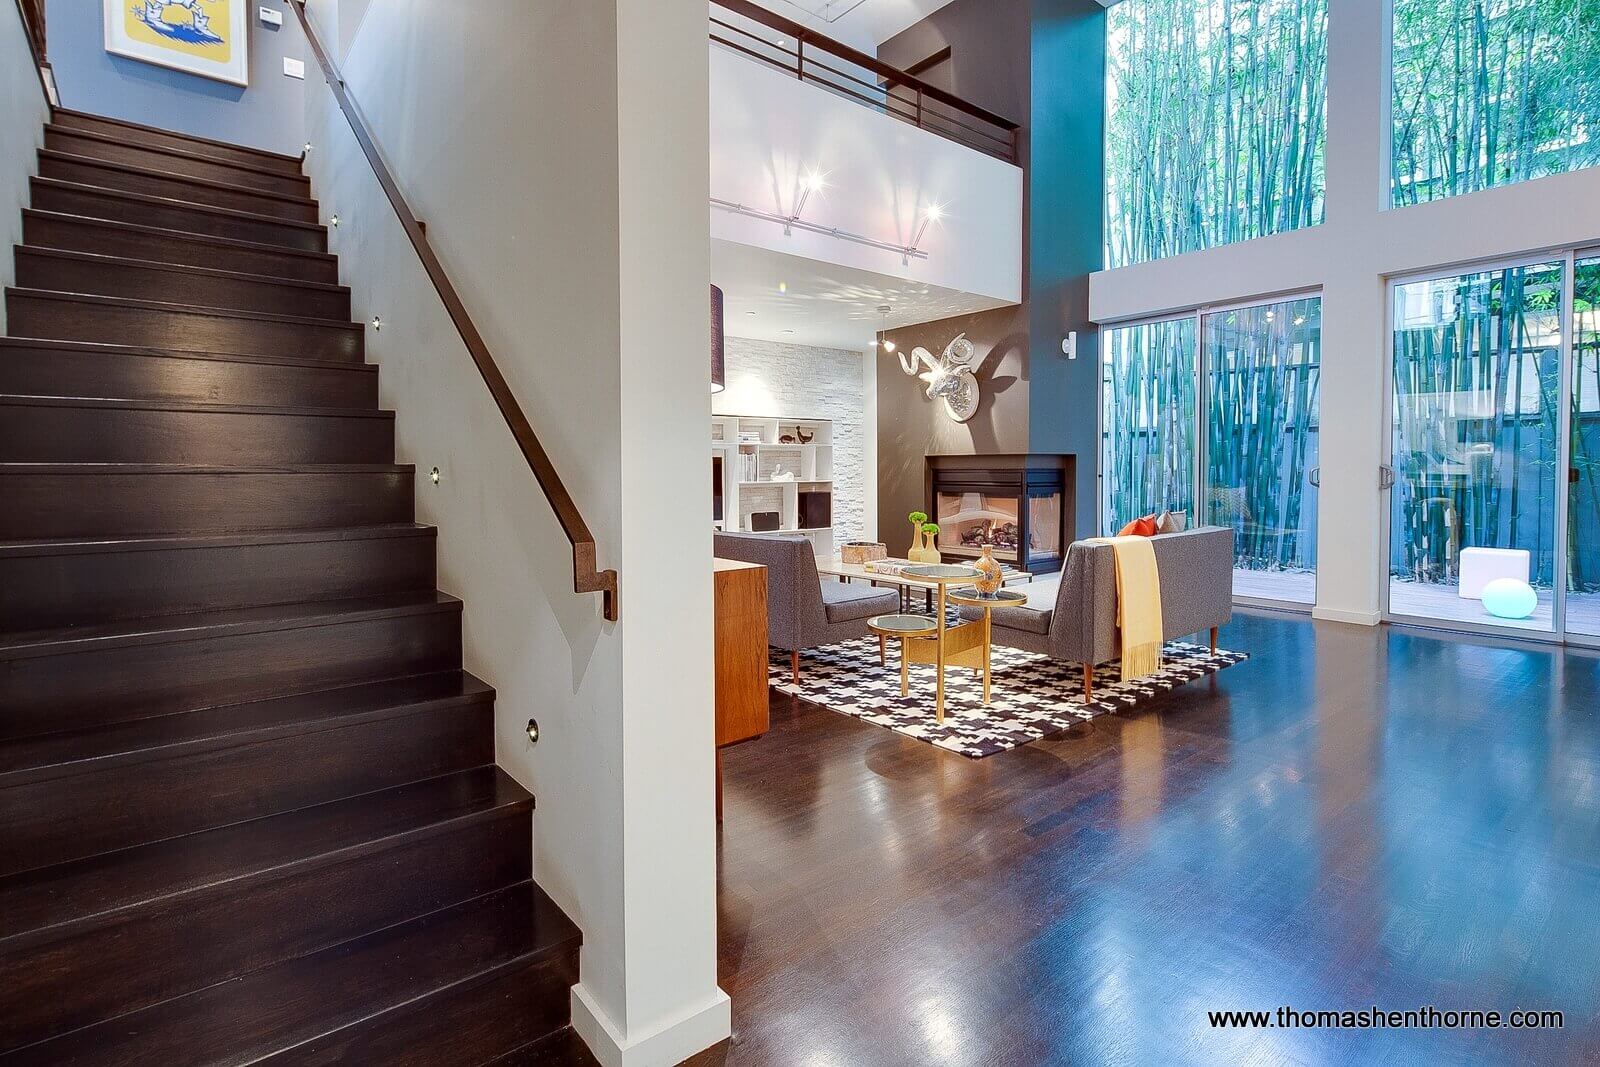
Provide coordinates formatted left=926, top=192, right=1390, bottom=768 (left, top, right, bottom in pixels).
left=1028, top=488, right=1062, bottom=561
left=937, top=492, right=1022, bottom=562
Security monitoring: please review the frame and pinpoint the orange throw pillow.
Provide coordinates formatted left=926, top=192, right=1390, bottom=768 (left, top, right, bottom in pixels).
left=1117, top=514, right=1158, bottom=538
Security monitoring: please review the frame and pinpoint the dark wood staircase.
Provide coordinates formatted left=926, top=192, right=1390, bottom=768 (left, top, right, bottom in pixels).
left=0, top=108, right=588, bottom=1065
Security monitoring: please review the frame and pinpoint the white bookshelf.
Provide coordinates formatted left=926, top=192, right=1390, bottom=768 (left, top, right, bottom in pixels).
left=713, top=415, right=834, bottom=557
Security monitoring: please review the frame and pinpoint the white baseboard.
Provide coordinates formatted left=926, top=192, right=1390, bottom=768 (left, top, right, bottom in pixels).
left=1312, top=605, right=1382, bottom=626
left=571, top=984, right=731, bottom=1067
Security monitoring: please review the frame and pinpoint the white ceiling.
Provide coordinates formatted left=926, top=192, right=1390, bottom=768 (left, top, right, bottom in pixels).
left=765, top=0, right=959, bottom=48
left=712, top=239, right=1010, bottom=351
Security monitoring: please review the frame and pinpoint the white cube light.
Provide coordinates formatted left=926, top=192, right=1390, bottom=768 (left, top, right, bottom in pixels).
left=1458, top=547, right=1531, bottom=600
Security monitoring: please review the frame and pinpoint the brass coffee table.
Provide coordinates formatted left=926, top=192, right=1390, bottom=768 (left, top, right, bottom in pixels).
left=865, top=564, right=985, bottom=723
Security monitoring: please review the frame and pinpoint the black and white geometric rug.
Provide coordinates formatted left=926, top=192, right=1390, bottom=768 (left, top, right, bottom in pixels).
left=769, top=638, right=1246, bottom=758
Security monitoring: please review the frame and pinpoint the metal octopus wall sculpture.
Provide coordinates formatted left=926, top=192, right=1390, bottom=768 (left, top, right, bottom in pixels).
left=899, top=333, right=980, bottom=423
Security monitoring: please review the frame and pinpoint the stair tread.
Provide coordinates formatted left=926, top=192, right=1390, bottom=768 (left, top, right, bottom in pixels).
left=0, top=590, right=461, bottom=658
left=6, top=287, right=360, bottom=331
left=0, top=395, right=392, bottom=418
left=22, top=208, right=337, bottom=267
left=50, top=108, right=306, bottom=167
left=0, top=523, right=433, bottom=558
left=37, top=149, right=317, bottom=208
left=15, top=245, right=349, bottom=295
left=2, top=881, right=577, bottom=1067
left=43, top=124, right=311, bottom=187
left=0, top=336, right=372, bottom=373
left=0, top=759, right=520, bottom=946
left=30, top=177, right=325, bottom=234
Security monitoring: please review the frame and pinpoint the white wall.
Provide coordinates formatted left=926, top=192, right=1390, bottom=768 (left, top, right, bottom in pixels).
left=710, top=42, right=1022, bottom=306
left=1088, top=0, right=1600, bottom=627
left=1, top=2, right=49, bottom=334
left=714, top=336, right=874, bottom=542
left=302, top=2, right=725, bottom=1064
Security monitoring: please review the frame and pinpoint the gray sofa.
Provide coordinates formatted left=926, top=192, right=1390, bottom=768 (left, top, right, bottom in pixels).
left=960, top=526, right=1234, bottom=699
left=715, top=532, right=899, bottom=684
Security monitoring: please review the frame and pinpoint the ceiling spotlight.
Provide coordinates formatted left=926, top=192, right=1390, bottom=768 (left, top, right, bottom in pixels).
left=805, top=171, right=827, bottom=192
left=746, top=310, right=757, bottom=316
left=883, top=340, right=896, bottom=352
left=778, top=282, right=788, bottom=294
left=924, top=203, right=944, bottom=221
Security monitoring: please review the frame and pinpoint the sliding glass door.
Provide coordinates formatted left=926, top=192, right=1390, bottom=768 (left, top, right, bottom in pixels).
left=1099, top=294, right=1322, bottom=607
left=1571, top=258, right=1600, bottom=638
left=1203, top=298, right=1321, bottom=604
left=1100, top=317, right=1197, bottom=533
left=1387, top=261, right=1564, bottom=634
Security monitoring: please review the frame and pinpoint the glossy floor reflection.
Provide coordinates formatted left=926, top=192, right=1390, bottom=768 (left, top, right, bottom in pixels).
left=707, top=612, right=1600, bottom=1065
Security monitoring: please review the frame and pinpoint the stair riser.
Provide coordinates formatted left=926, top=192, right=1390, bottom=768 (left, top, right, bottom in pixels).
left=0, top=343, right=376, bottom=407
left=38, top=154, right=319, bottom=223
left=6, top=291, right=363, bottom=361
left=1, top=533, right=436, bottom=631
left=15, top=249, right=350, bottom=320
left=23, top=212, right=338, bottom=283
left=0, top=468, right=414, bottom=539
left=50, top=112, right=307, bottom=176
left=0, top=603, right=461, bottom=739
left=0, top=806, right=525, bottom=1051
left=0, top=403, right=395, bottom=464
left=44, top=128, right=311, bottom=197
left=0, top=696, right=492, bottom=879
left=31, top=181, right=326, bottom=252
left=272, top=949, right=578, bottom=1067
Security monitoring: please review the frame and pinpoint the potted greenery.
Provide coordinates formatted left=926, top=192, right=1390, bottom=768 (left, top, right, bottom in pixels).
left=920, top=522, right=942, bottom=565
left=907, top=511, right=929, bottom=561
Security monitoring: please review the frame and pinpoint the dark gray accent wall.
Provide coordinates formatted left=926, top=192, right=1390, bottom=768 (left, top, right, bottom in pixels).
left=1027, top=0, right=1105, bottom=540
left=46, top=0, right=307, bottom=156
left=877, top=0, right=1106, bottom=545
left=876, top=305, right=1031, bottom=555
left=878, top=0, right=1037, bottom=556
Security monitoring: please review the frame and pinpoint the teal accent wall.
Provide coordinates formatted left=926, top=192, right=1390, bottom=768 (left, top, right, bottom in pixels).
left=1027, top=0, right=1105, bottom=540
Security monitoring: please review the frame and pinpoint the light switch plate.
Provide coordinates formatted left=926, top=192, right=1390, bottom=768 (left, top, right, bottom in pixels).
left=283, top=57, right=305, bottom=79
left=258, top=5, right=282, bottom=26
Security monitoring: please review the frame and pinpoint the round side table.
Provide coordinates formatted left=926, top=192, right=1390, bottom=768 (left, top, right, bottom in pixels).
left=867, top=613, right=939, bottom=703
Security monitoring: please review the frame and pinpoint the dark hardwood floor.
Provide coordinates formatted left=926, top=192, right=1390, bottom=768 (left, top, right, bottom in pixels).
left=709, top=612, right=1600, bottom=1065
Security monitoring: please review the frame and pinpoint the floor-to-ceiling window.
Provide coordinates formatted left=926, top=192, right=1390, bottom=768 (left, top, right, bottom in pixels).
left=1391, top=0, right=1600, bottom=207
left=1386, top=260, right=1587, bottom=636
left=1104, top=0, right=1327, bottom=268
left=1100, top=295, right=1322, bottom=607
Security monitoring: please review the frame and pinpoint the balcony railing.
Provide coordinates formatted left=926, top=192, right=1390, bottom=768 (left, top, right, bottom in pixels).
left=710, top=0, right=1021, bottom=165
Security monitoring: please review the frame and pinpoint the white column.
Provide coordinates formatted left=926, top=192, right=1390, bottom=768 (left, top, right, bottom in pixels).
left=571, top=0, right=728, bottom=1063
left=1312, top=0, right=1390, bottom=624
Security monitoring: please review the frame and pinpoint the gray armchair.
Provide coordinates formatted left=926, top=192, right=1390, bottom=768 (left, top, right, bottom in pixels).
left=714, top=533, right=899, bottom=685
left=959, top=526, right=1234, bottom=699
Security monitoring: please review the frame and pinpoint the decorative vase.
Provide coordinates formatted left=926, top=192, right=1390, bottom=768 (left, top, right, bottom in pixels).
left=973, top=544, right=1003, bottom=596
left=908, top=522, right=928, bottom=563
left=921, top=529, right=942, bottom=565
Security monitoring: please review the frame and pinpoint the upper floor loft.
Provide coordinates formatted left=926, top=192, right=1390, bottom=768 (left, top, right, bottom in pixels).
left=708, top=0, right=1024, bottom=319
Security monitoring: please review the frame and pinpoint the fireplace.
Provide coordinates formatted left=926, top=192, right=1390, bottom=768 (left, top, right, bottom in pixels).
left=926, top=455, right=1073, bottom=574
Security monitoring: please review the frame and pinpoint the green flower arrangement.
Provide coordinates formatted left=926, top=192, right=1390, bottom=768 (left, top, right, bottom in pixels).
left=908, top=510, right=928, bottom=525
left=922, top=522, right=940, bottom=535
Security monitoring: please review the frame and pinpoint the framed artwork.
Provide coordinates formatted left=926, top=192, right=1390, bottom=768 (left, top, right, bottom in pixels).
left=104, top=1, right=249, bottom=87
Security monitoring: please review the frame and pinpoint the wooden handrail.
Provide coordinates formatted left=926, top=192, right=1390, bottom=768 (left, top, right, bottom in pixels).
left=710, top=0, right=1020, bottom=164
left=289, top=2, right=619, bottom=622
left=11, top=0, right=50, bottom=102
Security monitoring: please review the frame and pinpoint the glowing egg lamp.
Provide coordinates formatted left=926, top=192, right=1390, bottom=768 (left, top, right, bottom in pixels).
left=1482, top=578, right=1538, bottom=620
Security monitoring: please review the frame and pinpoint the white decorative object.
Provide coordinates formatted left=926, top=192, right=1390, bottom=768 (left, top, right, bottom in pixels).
left=105, top=0, right=251, bottom=87
left=899, top=333, right=981, bottom=423
left=1458, top=547, right=1530, bottom=600
left=1482, top=578, right=1538, bottom=620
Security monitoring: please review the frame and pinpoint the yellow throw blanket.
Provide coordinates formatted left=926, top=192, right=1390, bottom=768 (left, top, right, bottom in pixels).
left=1089, top=535, right=1163, bottom=680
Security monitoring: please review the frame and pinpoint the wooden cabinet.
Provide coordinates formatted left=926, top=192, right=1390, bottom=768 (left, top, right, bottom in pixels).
left=714, top=558, right=768, bottom=820
left=714, top=558, right=769, bottom=747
